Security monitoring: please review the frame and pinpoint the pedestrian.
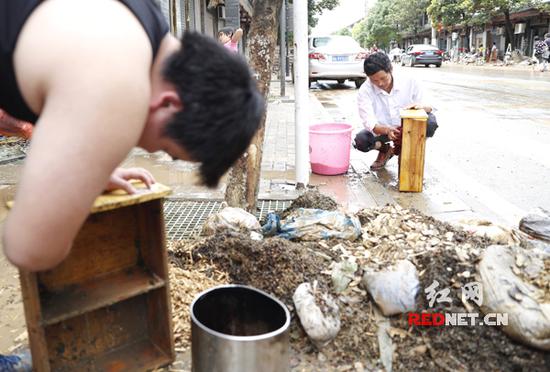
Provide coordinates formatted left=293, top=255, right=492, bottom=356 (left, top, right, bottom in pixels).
left=489, top=42, right=498, bottom=64
left=1, top=0, right=264, bottom=271
left=218, top=27, right=243, bottom=53
left=533, top=35, right=549, bottom=72
left=355, top=52, right=437, bottom=170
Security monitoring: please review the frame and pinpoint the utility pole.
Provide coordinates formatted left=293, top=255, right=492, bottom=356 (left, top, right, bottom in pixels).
left=294, top=0, right=309, bottom=188
left=280, top=0, right=287, bottom=97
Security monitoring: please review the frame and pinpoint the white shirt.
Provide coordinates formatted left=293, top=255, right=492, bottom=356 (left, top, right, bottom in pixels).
left=357, top=73, right=424, bottom=131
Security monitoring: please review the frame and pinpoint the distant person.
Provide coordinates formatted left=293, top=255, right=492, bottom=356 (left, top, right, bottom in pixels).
left=218, top=27, right=243, bottom=53
left=534, top=35, right=549, bottom=72
left=354, top=52, right=438, bottom=170
left=489, top=42, right=498, bottom=64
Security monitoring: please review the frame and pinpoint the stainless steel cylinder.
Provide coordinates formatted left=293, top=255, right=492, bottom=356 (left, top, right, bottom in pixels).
left=191, top=285, right=290, bottom=372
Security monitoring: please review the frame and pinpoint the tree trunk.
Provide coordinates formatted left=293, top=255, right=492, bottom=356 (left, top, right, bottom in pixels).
left=504, top=10, right=514, bottom=50
left=224, top=0, right=284, bottom=212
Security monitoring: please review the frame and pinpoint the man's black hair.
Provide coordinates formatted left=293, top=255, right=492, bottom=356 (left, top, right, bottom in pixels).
left=162, top=31, right=264, bottom=187
left=363, top=52, right=392, bottom=76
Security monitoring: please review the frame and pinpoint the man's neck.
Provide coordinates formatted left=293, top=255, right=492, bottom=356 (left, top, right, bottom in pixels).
left=150, top=34, right=180, bottom=97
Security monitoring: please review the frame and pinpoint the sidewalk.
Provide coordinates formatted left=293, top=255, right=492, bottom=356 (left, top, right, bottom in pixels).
left=261, top=78, right=491, bottom=225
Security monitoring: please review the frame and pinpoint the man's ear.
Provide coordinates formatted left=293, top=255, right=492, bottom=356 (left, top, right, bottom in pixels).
left=151, top=91, right=182, bottom=111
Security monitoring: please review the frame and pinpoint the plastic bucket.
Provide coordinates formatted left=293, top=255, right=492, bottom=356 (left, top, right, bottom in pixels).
left=191, top=285, right=290, bottom=372
left=309, top=123, right=353, bottom=175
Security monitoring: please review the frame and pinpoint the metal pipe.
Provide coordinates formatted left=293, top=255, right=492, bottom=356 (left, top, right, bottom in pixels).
left=294, top=0, right=310, bottom=188
left=280, top=0, right=287, bottom=97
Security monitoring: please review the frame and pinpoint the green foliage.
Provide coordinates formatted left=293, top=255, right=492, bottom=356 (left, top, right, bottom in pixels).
left=334, top=27, right=352, bottom=36
left=353, top=0, right=399, bottom=49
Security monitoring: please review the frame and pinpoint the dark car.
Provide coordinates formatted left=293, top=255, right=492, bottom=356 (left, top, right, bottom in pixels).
left=401, top=44, right=443, bottom=67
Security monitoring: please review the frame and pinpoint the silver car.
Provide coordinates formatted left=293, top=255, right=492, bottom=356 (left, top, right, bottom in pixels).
left=401, top=44, right=443, bottom=67
left=309, top=35, right=367, bottom=88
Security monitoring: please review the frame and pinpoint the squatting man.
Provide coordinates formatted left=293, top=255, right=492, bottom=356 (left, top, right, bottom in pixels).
left=354, top=52, right=438, bottom=170
left=0, top=0, right=264, bottom=271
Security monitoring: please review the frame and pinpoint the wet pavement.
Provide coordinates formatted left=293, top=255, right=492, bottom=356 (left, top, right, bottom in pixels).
left=311, top=62, right=550, bottom=225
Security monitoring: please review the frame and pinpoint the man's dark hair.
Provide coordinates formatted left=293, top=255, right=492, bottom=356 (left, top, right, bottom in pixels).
left=218, top=27, right=234, bottom=37
left=364, top=52, right=392, bottom=76
left=162, top=31, right=264, bottom=187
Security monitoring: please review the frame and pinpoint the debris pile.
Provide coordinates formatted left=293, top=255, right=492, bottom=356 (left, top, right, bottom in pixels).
left=167, top=191, right=549, bottom=370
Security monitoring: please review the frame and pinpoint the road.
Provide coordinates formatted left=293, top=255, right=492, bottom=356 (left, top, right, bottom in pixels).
left=311, top=64, right=550, bottom=225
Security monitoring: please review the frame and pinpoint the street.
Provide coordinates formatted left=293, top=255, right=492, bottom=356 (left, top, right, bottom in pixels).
left=311, top=64, right=550, bottom=226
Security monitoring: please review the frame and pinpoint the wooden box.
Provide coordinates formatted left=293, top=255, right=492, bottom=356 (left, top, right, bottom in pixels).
left=16, top=183, right=175, bottom=371
left=399, top=109, right=428, bottom=192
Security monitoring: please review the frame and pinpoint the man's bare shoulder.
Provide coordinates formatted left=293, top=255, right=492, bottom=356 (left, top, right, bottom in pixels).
left=14, top=0, right=153, bottom=115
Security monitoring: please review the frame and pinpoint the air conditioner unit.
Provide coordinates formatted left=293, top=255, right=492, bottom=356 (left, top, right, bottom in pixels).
left=496, top=27, right=505, bottom=35
left=514, top=23, right=526, bottom=34
left=217, top=5, right=226, bottom=19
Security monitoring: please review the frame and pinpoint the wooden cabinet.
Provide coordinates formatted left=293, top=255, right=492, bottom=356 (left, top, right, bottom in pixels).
left=16, top=184, right=175, bottom=371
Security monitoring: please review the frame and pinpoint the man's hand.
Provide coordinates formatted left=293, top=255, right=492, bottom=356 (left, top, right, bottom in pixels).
left=405, top=103, right=432, bottom=113
left=105, top=167, right=156, bottom=194
left=388, top=127, right=401, bottom=142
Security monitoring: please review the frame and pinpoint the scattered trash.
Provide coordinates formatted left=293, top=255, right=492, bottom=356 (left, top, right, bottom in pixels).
left=454, top=219, right=519, bottom=245
left=262, top=208, right=361, bottom=241
left=520, top=208, right=550, bottom=243
left=479, top=245, right=550, bottom=351
left=293, top=281, right=341, bottom=349
left=331, top=258, right=358, bottom=293
left=0, top=350, right=32, bottom=372
left=362, top=260, right=420, bottom=316
left=202, top=206, right=261, bottom=238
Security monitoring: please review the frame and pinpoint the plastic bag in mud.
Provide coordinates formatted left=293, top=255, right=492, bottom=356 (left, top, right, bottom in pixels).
left=479, top=245, right=550, bottom=351
left=520, top=208, right=550, bottom=243
left=262, top=208, right=361, bottom=241
left=362, top=260, right=420, bottom=316
left=202, top=207, right=261, bottom=236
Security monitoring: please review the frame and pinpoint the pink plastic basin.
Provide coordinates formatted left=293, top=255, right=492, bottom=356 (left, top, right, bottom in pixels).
left=309, top=123, right=353, bottom=175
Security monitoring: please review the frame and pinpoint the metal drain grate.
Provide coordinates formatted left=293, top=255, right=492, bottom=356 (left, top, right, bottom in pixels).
left=163, top=199, right=292, bottom=240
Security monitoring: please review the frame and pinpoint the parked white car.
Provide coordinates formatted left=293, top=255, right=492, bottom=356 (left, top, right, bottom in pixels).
left=308, top=35, right=367, bottom=88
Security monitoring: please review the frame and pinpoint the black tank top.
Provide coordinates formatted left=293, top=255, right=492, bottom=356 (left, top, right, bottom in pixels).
left=0, top=0, right=169, bottom=123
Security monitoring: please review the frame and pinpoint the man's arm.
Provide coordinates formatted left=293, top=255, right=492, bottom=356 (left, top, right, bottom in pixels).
left=3, top=0, right=152, bottom=271
left=231, top=28, right=243, bottom=43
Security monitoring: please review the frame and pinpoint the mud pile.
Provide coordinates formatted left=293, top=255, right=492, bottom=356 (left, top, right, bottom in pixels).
left=168, top=201, right=549, bottom=370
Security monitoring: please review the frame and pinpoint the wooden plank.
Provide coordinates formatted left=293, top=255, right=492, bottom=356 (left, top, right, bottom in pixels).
left=38, top=206, right=140, bottom=291
left=19, top=271, right=51, bottom=372
left=137, top=200, right=175, bottom=362
left=96, top=339, right=173, bottom=372
left=6, top=182, right=172, bottom=214
left=399, top=116, right=427, bottom=192
left=91, top=183, right=172, bottom=214
left=41, top=267, right=165, bottom=326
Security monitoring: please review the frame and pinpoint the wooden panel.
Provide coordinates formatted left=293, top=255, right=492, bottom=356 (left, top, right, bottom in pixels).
left=137, top=200, right=175, bottom=361
left=399, top=117, right=427, bottom=192
left=41, top=267, right=165, bottom=325
left=96, top=339, right=173, bottom=372
left=38, top=207, right=140, bottom=291
left=146, top=288, right=175, bottom=362
left=46, top=296, right=149, bottom=371
left=19, top=271, right=51, bottom=372
left=137, top=200, right=168, bottom=278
